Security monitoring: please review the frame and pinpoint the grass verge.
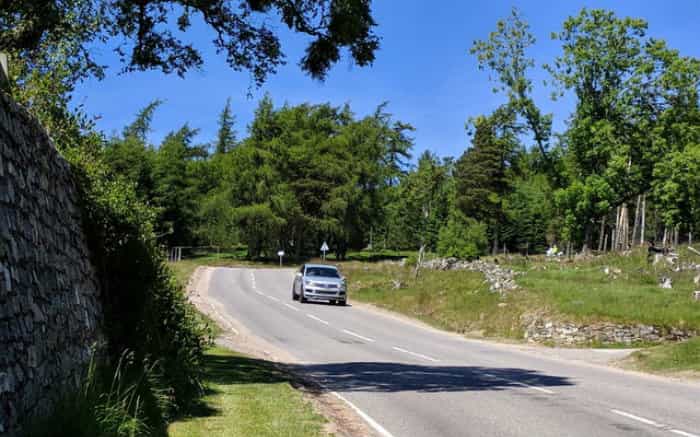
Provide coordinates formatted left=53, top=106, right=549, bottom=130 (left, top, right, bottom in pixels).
left=343, top=249, right=700, bottom=347
left=344, top=262, right=528, bottom=339
left=624, top=337, right=700, bottom=374
left=168, top=347, right=328, bottom=437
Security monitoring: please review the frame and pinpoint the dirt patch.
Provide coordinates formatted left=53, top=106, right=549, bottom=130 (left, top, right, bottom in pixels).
left=187, top=266, right=379, bottom=437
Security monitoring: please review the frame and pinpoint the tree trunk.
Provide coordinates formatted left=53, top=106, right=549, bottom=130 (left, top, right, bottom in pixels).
left=598, top=215, right=607, bottom=252
left=602, top=232, right=608, bottom=253
left=662, top=227, right=668, bottom=248
left=631, top=195, right=641, bottom=247
left=674, top=225, right=679, bottom=248
left=492, top=224, right=499, bottom=256
left=640, top=195, right=646, bottom=245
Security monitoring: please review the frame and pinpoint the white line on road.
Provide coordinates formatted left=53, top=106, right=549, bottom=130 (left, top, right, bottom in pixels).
left=482, top=373, right=556, bottom=395
left=611, top=409, right=664, bottom=427
left=610, top=409, right=699, bottom=437
left=671, top=430, right=700, bottom=437
left=392, top=346, right=439, bottom=362
left=307, top=314, right=330, bottom=325
left=266, top=295, right=280, bottom=302
left=342, top=329, right=375, bottom=343
left=284, top=303, right=300, bottom=311
left=331, top=392, right=395, bottom=437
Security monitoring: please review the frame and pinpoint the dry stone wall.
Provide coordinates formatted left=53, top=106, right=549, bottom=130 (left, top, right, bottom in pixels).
left=0, top=93, right=102, bottom=435
left=522, top=316, right=695, bottom=346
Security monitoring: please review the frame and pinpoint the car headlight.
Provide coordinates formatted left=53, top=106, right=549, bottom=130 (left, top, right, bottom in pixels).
left=304, top=279, right=313, bottom=286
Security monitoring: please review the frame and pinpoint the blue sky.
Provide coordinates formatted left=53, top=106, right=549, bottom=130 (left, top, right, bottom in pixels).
left=73, top=0, right=700, bottom=160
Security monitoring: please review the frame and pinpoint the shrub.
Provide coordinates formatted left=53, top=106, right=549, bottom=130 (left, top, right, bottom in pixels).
left=437, top=212, right=488, bottom=259
left=26, top=351, right=166, bottom=437
left=63, top=144, right=210, bottom=417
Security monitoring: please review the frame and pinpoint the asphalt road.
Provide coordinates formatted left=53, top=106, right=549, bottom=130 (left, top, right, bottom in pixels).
left=207, top=267, right=700, bottom=437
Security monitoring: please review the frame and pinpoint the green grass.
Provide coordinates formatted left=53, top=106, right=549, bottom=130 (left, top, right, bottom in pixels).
left=343, top=248, right=700, bottom=345
left=168, top=347, right=328, bottom=437
left=344, top=262, right=527, bottom=339
left=512, top=251, right=700, bottom=330
left=626, top=337, right=700, bottom=373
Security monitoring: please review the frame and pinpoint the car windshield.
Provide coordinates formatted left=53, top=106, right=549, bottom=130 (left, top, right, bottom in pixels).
left=306, top=267, right=340, bottom=278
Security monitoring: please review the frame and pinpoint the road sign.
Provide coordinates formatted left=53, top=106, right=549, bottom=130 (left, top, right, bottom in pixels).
left=320, top=242, right=330, bottom=260
left=277, top=250, right=284, bottom=267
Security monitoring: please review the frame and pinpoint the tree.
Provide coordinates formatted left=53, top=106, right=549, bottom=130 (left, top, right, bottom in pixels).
left=153, top=124, right=208, bottom=245
left=454, top=113, right=518, bottom=253
left=437, top=211, right=488, bottom=259
left=385, top=152, right=452, bottom=252
left=548, top=9, right=652, bottom=249
left=2, top=0, right=380, bottom=84
left=215, top=98, right=237, bottom=154
left=471, top=7, right=553, bottom=172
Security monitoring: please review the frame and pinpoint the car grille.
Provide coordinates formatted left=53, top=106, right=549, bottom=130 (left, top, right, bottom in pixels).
left=312, top=282, right=338, bottom=289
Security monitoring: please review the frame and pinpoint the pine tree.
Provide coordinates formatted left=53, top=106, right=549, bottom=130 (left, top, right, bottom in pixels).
left=215, top=98, right=237, bottom=154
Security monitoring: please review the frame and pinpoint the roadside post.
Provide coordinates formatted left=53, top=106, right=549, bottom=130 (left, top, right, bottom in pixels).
left=321, top=241, right=329, bottom=260
left=277, top=250, right=285, bottom=267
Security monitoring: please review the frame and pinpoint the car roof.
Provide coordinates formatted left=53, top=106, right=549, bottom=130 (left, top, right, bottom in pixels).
left=304, top=263, right=338, bottom=270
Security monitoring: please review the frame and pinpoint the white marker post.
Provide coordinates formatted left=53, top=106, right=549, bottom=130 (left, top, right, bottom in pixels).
left=321, top=241, right=330, bottom=260
left=277, top=250, right=285, bottom=267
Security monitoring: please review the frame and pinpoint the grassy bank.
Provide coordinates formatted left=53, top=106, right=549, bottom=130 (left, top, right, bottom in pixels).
left=344, top=262, right=529, bottom=339
left=512, top=251, right=700, bottom=330
left=344, top=249, right=700, bottom=342
left=624, top=337, right=700, bottom=374
left=168, top=347, right=328, bottom=437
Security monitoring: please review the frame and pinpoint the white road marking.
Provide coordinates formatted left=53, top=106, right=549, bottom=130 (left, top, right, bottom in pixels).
left=284, top=303, right=300, bottom=311
left=342, top=329, right=375, bottom=343
left=671, top=430, right=700, bottom=437
left=307, top=314, right=330, bottom=325
left=331, top=392, right=395, bottom=437
left=392, top=346, right=439, bottom=362
left=610, top=409, right=699, bottom=437
left=266, top=295, right=280, bottom=302
left=611, top=409, right=663, bottom=427
left=255, top=290, right=264, bottom=295
left=482, top=372, right=556, bottom=395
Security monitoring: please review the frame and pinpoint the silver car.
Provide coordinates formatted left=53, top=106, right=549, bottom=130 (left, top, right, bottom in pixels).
left=292, top=263, right=347, bottom=305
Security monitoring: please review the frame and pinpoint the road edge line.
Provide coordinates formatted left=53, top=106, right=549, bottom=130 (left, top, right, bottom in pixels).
left=331, top=391, right=395, bottom=437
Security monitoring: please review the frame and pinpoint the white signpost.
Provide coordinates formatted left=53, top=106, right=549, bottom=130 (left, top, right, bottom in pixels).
left=277, top=250, right=285, bottom=267
left=320, top=242, right=330, bottom=260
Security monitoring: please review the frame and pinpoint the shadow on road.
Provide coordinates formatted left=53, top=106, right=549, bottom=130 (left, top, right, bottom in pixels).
left=287, top=361, right=574, bottom=393
left=193, top=353, right=573, bottom=398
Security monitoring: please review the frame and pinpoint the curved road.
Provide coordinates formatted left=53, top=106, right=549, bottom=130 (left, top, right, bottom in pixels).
left=207, top=267, right=700, bottom=437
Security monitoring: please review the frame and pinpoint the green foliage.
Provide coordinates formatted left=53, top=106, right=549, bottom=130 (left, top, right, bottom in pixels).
left=27, top=351, right=167, bottom=437
left=437, top=212, right=488, bottom=259
left=215, top=98, right=237, bottom=155
left=385, top=152, right=453, bottom=251
left=64, top=143, right=210, bottom=416
left=2, top=0, right=379, bottom=84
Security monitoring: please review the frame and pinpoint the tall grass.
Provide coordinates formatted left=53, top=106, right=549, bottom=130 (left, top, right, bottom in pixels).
left=27, top=351, right=170, bottom=437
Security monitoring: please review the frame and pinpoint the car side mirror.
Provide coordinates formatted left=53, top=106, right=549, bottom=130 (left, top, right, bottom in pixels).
left=296, top=272, right=302, bottom=277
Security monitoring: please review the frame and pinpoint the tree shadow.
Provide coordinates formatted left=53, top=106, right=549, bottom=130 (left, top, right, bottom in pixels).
left=287, top=361, right=574, bottom=393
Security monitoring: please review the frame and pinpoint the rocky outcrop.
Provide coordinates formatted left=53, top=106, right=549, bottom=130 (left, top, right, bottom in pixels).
left=421, top=258, right=519, bottom=293
left=0, top=93, right=102, bottom=435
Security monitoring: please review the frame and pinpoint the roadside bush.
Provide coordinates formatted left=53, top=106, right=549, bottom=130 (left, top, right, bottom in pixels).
left=27, top=351, right=167, bottom=437
left=437, top=212, right=488, bottom=259
left=63, top=144, right=209, bottom=418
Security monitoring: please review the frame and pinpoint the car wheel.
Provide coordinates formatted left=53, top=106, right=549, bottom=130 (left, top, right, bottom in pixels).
left=300, top=288, right=307, bottom=303
left=292, top=288, right=297, bottom=300
left=339, top=299, right=347, bottom=306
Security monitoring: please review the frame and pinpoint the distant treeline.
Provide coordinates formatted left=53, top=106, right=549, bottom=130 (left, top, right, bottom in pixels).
left=101, top=8, right=699, bottom=259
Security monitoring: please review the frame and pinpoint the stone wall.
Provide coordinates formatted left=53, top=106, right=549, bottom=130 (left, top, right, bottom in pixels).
left=0, top=93, right=102, bottom=435
left=522, top=315, right=695, bottom=346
